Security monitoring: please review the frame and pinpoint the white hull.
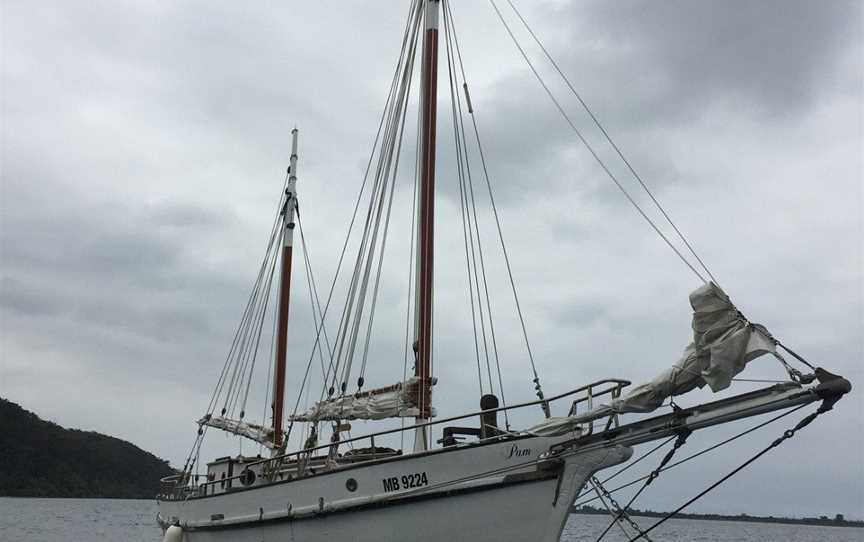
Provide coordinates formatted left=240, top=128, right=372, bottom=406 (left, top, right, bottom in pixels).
left=158, top=436, right=632, bottom=542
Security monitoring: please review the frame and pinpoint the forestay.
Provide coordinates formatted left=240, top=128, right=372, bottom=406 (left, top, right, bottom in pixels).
left=290, top=377, right=437, bottom=422
left=530, top=282, right=777, bottom=435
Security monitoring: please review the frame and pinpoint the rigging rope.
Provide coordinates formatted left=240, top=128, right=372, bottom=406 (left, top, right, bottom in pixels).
left=282, top=0, right=424, bottom=437
left=624, top=405, right=830, bottom=541
left=325, top=0, right=423, bottom=399
left=445, top=0, right=548, bottom=415
left=776, top=341, right=817, bottom=371
left=205, top=174, right=286, bottom=418
left=236, top=232, right=281, bottom=418
left=488, top=0, right=709, bottom=284
left=595, top=436, right=675, bottom=488
left=181, top=169, right=289, bottom=477
left=357, top=44, right=418, bottom=387
left=572, top=403, right=809, bottom=508
left=448, top=14, right=502, bottom=400
left=594, top=429, right=691, bottom=542
left=503, top=0, right=719, bottom=286
left=222, top=227, right=278, bottom=415
left=189, top=2, right=432, bottom=460
left=258, top=280, right=278, bottom=455
left=297, top=210, right=334, bottom=379
left=283, top=2, right=425, bottom=447
left=443, top=8, right=495, bottom=398
left=401, top=104, right=422, bottom=451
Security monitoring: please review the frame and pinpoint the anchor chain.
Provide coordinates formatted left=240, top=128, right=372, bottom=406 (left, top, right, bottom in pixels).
left=590, top=476, right=654, bottom=542
left=594, top=429, right=692, bottom=542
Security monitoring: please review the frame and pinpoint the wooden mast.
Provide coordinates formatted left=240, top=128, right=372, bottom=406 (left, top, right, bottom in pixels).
left=414, top=0, right=439, bottom=451
left=273, top=128, right=299, bottom=451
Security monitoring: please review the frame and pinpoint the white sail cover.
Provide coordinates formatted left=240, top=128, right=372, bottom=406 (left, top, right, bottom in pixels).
left=611, top=281, right=777, bottom=414
left=290, top=377, right=436, bottom=422
left=529, top=282, right=777, bottom=435
left=199, top=416, right=276, bottom=449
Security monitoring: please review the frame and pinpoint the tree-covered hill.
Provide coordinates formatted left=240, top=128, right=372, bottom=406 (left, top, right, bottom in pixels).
left=0, top=397, right=175, bottom=498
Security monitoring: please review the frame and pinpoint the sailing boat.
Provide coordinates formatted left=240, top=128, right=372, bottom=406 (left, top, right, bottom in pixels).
left=156, top=2, right=851, bottom=541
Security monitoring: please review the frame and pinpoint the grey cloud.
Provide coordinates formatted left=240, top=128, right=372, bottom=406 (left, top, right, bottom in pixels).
left=551, top=0, right=861, bottom=118
left=149, top=202, right=234, bottom=229
left=434, top=0, right=863, bottom=209
left=0, top=277, right=60, bottom=317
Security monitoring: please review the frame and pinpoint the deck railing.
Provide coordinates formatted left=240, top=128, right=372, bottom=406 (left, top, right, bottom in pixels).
left=159, top=378, right=630, bottom=500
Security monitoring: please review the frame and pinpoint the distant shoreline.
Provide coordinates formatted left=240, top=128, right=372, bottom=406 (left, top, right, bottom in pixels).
left=571, top=506, right=863, bottom=528
left=0, top=398, right=175, bottom=499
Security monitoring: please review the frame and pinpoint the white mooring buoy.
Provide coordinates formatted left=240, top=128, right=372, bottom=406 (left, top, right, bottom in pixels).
left=162, top=525, right=183, bottom=542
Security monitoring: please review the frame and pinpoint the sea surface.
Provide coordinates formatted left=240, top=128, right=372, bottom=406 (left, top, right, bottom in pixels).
left=0, top=498, right=860, bottom=541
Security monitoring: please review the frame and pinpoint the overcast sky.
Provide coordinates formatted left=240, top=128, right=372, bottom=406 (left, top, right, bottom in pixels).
left=2, top=0, right=862, bottom=520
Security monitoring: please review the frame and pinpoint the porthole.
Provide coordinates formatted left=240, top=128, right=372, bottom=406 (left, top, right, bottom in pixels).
left=240, top=468, right=256, bottom=486
left=346, top=478, right=358, bottom=492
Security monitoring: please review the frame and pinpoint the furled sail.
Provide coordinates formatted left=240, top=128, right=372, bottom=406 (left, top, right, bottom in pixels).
left=610, top=281, right=777, bottom=413
left=198, top=415, right=276, bottom=449
left=529, top=282, right=777, bottom=435
left=289, top=377, right=437, bottom=422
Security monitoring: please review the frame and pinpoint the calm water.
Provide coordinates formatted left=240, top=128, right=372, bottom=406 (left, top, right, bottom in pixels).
left=0, top=498, right=860, bottom=541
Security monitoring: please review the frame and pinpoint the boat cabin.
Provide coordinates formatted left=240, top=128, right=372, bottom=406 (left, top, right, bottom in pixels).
left=204, top=455, right=265, bottom=495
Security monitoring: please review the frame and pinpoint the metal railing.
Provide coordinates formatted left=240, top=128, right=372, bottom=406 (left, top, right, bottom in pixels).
left=159, top=378, right=630, bottom=500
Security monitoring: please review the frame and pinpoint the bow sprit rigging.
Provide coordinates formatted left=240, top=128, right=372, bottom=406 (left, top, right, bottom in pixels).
left=489, top=0, right=718, bottom=285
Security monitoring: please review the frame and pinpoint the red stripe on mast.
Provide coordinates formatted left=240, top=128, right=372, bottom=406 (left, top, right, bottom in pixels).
left=272, top=243, right=293, bottom=449
left=416, top=0, right=439, bottom=426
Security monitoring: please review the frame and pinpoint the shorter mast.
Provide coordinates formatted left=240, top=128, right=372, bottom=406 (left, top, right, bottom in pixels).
left=272, top=128, right=299, bottom=451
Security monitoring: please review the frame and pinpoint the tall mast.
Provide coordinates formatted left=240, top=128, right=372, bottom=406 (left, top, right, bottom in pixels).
left=273, top=128, right=299, bottom=451
left=414, top=0, right=439, bottom=452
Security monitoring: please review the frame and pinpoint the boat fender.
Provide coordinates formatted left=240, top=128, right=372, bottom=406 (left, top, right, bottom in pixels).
left=162, top=525, right=183, bottom=542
